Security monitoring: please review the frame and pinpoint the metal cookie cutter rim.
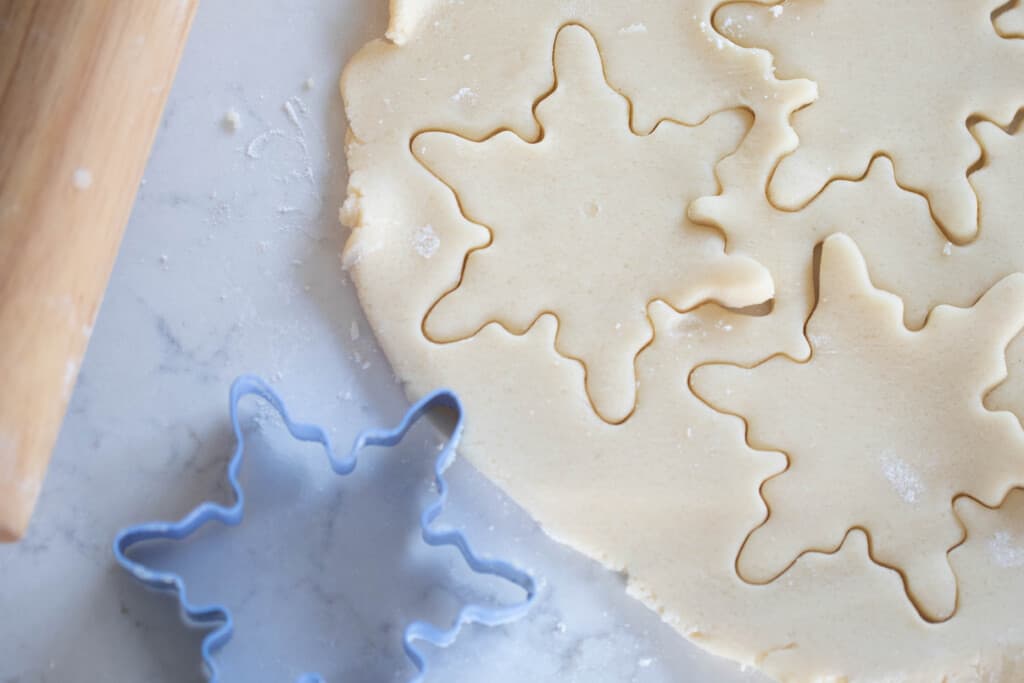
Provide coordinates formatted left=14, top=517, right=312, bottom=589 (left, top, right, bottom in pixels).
left=113, top=374, right=538, bottom=683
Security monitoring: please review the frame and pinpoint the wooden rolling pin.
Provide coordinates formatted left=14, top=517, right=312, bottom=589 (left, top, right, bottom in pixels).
left=0, top=1, right=198, bottom=541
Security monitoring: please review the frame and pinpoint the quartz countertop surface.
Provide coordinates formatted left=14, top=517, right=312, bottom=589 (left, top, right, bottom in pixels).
left=0, top=2, right=763, bottom=681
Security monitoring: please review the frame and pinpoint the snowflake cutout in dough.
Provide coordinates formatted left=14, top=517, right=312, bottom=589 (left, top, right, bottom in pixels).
left=691, top=234, right=1024, bottom=622
left=716, top=0, right=1024, bottom=242
left=413, top=25, right=773, bottom=423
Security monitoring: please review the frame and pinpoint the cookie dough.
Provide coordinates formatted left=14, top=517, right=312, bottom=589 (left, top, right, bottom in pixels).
left=415, top=27, right=772, bottom=423
left=692, top=234, right=1024, bottom=624
left=715, top=0, right=1024, bottom=243
left=341, top=1, right=1024, bottom=679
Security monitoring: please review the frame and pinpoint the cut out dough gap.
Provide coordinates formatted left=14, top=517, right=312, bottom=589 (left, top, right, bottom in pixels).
left=722, top=298, right=774, bottom=318
left=992, top=0, right=1024, bottom=37
left=739, top=526, right=961, bottom=625
left=967, top=108, right=1024, bottom=176
left=764, top=150, right=981, bottom=247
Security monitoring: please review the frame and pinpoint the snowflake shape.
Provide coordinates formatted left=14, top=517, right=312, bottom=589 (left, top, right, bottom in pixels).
left=113, top=375, right=537, bottom=682
left=716, top=0, right=1024, bottom=242
left=691, top=234, right=1024, bottom=622
left=413, top=25, right=773, bottom=423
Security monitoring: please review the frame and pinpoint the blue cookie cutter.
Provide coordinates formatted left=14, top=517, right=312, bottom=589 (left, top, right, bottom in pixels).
left=113, top=375, right=538, bottom=682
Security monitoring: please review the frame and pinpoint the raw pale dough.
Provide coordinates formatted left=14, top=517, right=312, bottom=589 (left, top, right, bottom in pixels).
left=715, top=0, right=1024, bottom=243
left=341, top=1, right=1024, bottom=680
left=692, top=234, right=1024, bottom=624
left=416, top=27, right=772, bottom=423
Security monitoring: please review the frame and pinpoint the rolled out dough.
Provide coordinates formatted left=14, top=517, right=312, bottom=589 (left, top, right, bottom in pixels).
left=340, top=1, right=1024, bottom=679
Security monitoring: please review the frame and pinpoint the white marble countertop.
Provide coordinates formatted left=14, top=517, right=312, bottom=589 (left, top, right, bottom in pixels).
left=0, top=3, right=764, bottom=681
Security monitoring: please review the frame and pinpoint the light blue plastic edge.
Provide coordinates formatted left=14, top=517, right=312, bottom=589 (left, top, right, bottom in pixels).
left=113, top=374, right=538, bottom=683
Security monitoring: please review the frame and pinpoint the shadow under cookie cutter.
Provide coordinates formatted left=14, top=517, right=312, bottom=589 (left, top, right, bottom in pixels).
left=113, top=375, right=539, bottom=683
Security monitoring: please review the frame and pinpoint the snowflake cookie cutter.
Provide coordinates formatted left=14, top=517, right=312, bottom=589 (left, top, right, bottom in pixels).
left=113, top=375, right=538, bottom=683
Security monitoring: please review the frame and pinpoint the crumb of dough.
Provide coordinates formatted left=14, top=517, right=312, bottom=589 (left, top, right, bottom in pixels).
left=222, top=109, right=242, bottom=132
